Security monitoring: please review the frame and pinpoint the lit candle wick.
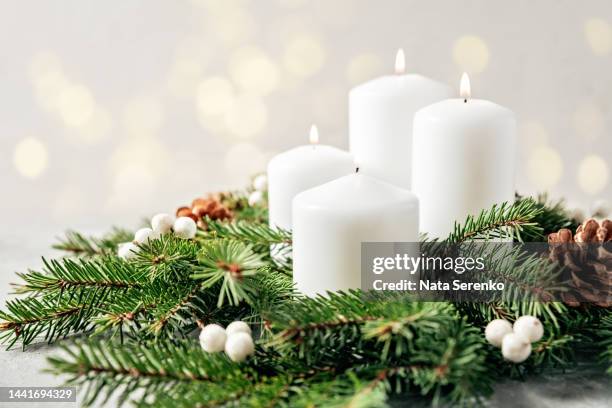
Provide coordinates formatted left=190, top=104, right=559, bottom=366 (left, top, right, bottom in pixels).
left=460, top=72, right=471, bottom=103
left=309, top=124, right=319, bottom=146
left=394, top=48, right=406, bottom=75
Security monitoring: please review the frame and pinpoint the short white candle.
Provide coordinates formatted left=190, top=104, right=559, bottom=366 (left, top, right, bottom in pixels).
left=292, top=170, right=419, bottom=296
left=412, top=73, right=517, bottom=239
left=267, top=125, right=353, bottom=231
left=349, top=49, right=452, bottom=189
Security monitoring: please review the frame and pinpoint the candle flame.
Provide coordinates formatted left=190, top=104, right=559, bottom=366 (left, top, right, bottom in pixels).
left=460, top=72, right=471, bottom=101
left=309, top=124, right=319, bottom=145
left=394, top=48, right=405, bottom=75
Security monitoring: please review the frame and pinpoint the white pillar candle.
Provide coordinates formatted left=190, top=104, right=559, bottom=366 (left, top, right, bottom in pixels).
left=267, top=125, right=354, bottom=231
left=292, top=171, right=419, bottom=296
left=349, top=49, right=453, bottom=189
left=412, top=73, right=517, bottom=239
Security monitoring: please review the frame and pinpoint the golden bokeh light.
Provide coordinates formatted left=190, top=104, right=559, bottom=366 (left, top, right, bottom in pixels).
left=29, top=51, right=109, bottom=143
left=277, top=0, right=307, bottom=7
left=224, top=94, right=268, bottom=139
left=106, top=164, right=157, bottom=210
left=203, top=1, right=254, bottom=46
left=73, top=108, right=113, bottom=143
left=311, top=86, right=344, bottom=126
left=168, top=58, right=203, bottom=98
left=224, top=142, right=266, bottom=184
left=33, top=71, right=69, bottom=112
left=453, top=35, right=490, bottom=73
left=572, top=102, right=604, bottom=141
left=13, top=137, right=48, bottom=179
left=110, top=138, right=169, bottom=178
left=57, top=84, right=96, bottom=127
left=124, top=96, right=164, bottom=137
left=197, top=112, right=229, bottom=134
left=196, top=77, right=235, bottom=116
left=283, top=33, right=326, bottom=78
left=577, top=154, right=609, bottom=194
left=584, top=18, right=612, bottom=56
left=520, top=121, right=549, bottom=149
left=229, top=46, right=280, bottom=95
left=527, top=146, right=563, bottom=190
left=346, top=53, right=384, bottom=85
left=29, top=51, right=63, bottom=82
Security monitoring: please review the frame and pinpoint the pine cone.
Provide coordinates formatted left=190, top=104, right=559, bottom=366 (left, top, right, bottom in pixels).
left=175, top=195, right=234, bottom=229
left=547, top=219, right=612, bottom=307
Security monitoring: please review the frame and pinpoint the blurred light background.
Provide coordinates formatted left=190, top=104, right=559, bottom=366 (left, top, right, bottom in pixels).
left=1, top=0, right=610, bottom=232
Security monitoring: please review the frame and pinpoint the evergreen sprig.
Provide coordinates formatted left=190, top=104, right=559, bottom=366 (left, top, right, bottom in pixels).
left=53, top=228, right=133, bottom=256
left=133, top=234, right=200, bottom=282
left=14, top=257, right=146, bottom=295
left=203, top=218, right=291, bottom=246
left=599, top=313, right=612, bottom=373
left=0, top=290, right=106, bottom=349
left=444, top=198, right=543, bottom=243
left=47, top=340, right=255, bottom=406
left=517, top=193, right=579, bottom=241
left=193, top=239, right=266, bottom=307
left=1, top=188, right=609, bottom=407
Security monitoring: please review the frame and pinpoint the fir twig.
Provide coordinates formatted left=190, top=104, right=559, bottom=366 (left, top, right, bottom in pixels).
left=14, top=257, right=146, bottom=295
left=517, top=193, right=580, bottom=242
left=53, top=228, right=133, bottom=256
left=444, top=198, right=542, bottom=243
left=192, top=240, right=266, bottom=307
left=0, top=290, right=107, bottom=349
left=203, top=218, right=291, bottom=246
left=47, top=340, right=255, bottom=406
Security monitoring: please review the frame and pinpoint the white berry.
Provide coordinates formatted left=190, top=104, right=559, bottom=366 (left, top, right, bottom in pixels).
left=226, top=321, right=252, bottom=337
left=173, top=217, right=197, bottom=239
left=199, top=324, right=227, bottom=353
left=118, top=242, right=138, bottom=260
left=248, top=190, right=263, bottom=206
left=134, top=227, right=158, bottom=244
left=485, top=319, right=513, bottom=347
left=252, top=174, right=267, bottom=191
left=225, top=332, right=255, bottom=362
left=501, top=333, right=532, bottom=363
left=151, top=213, right=174, bottom=234
left=513, top=315, right=544, bottom=343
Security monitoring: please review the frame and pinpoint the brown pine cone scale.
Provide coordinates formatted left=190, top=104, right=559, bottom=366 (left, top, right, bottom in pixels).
left=548, top=218, right=611, bottom=307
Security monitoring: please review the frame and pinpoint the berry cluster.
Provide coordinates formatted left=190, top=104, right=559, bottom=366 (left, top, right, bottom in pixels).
left=117, top=213, right=197, bottom=260
left=199, top=321, right=255, bottom=362
left=485, top=315, right=544, bottom=363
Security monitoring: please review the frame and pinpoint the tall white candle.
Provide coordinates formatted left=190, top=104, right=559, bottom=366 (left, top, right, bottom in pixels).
left=292, top=171, right=419, bottom=296
left=267, top=125, right=353, bottom=231
left=349, top=49, right=453, bottom=189
left=412, top=74, right=517, bottom=239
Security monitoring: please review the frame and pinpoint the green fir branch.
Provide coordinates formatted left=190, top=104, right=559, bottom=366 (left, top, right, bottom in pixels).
left=14, top=257, right=146, bottom=295
left=0, top=289, right=107, bottom=349
left=444, top=198, right=543, bottom=243
left=203, top=218, right=291, bottom=246
left=517, top=193, right=579, bottom=241
left=53, top=228, right=133, bottom=256
left=597, top=313, right=612, bottom=373
left=193, top=240, right=266, bottom=307
left=132, top=234, right=200, bottom=282
left=265, top=291, right=491, bottom=405
left=47, top=340, right=255, bottom=407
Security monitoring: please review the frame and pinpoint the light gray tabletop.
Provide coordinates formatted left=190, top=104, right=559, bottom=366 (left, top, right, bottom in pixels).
left=0, top=229, right=610, bottom=408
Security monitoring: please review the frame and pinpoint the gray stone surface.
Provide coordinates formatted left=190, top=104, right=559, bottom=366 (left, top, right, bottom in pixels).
left=0, top=229, right=610, bottom=407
